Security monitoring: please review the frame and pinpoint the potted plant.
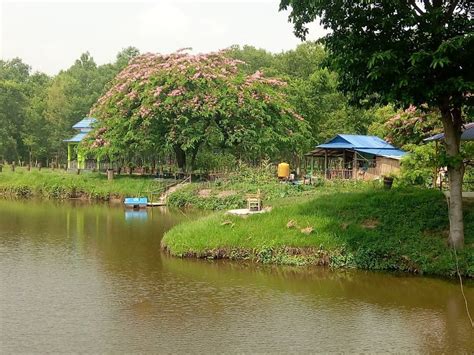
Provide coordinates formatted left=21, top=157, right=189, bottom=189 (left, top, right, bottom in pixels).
left=382, top=173, right=397, bottom=189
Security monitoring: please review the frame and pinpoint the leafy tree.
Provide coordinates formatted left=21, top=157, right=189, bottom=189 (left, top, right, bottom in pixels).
left=22, top=73, right=52, bottom=164
left=114, top=46, right=141, bottom=71
left=291, top=68, right=373, bottom=144
left=0, top=58, right=30, bottom=83
left=368, top=105, right=442, bottom=147
left=280, top=0, right=473, bottom=248
left=274, top=41, right=326, bottom=79
left=0, top=80, right=26, bottom=162
left=86, top=50, right=309, bottom=171
left=43, top=51, right=132, bottom=160
left=226, top=45, right=275, bottom=74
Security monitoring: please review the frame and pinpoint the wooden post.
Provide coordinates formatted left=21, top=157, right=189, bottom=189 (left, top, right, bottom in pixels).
left=352, top=151, right=358, bottom=180
left=67, top=144, right=72, bottom=169
left=107, top=169, right=114, bottom=181
left=342, top=149, right=346, bottom=178
left=11, top=161, right=15, bottom=172
left=323, top=150, right=327, bottom=179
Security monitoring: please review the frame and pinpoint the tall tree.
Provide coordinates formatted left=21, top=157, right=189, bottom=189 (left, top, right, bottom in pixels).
left=86, top=50, right=309, bottom=171
left=280, top=0, right=473, bottom=248
left=0, top=80, right=26, bottom=162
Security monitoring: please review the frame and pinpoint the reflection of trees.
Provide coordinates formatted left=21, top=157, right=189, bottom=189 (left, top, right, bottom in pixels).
left=160, top=257, right=474, bottom=352
left=1, top=200, right=472, bottom=353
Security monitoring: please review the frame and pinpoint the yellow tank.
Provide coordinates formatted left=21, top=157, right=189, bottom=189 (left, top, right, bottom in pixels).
left=277, top=162, right=290, bottom=179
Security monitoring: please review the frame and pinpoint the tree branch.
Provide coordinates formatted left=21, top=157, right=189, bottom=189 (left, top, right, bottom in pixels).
left=409, top=0, right=425, bottom=16
left=444, top=0, right=460, bottom=23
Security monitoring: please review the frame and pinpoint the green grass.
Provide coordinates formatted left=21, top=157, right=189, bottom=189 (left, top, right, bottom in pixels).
left=162, top=188, right=474, bottom=277
left=167, top=177, right=374, bottom=210
left=0, top=167, right=164, bottom=200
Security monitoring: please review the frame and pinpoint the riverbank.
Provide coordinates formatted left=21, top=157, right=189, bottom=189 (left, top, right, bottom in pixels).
left=162, top=188, right=474, bottom=278
left=0, top=167, right=162, bottom=200
left=0, top=165, right=355, bottom=206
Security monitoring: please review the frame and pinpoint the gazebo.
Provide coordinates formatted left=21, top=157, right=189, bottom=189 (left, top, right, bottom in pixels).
left=305, top=134, right=407, bottom=180
left=424, top=122, right=474, bottom=142
left=64, top=117, right=97, bottom=170
left=424, top=122, right=474, bottom=191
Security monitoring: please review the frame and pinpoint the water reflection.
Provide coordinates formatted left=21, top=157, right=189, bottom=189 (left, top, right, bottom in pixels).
left=124, top=210, right=148, bottom=221
left=0, top=199, right=472, bottom=353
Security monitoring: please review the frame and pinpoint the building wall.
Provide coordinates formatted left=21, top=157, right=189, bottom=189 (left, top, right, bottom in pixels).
left=362, top=156, right=401, bottom=180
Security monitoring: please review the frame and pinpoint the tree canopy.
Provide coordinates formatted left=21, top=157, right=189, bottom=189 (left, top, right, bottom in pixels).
left=280, top=0, right=473, bottom=247
left=0, top=47, right=140, bottom=164
left=86, top=50, right=310, bottom=171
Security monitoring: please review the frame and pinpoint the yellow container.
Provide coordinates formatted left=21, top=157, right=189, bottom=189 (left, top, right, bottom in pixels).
left=277, top=162, right=290, bottom=178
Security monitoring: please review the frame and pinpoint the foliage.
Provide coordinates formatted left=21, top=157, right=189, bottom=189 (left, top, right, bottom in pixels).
left=228, top=43, right=376, bottom=147
left=280, top=0, right=473, bottom=247
left=87, top=50, right=310, bottom=171
left=369, top=105, right=442, bottom=147
left=0, top=80, right=27, bottom=161
left=163, top=188, right=474, bottom=277
left=399, top=143, right=438, bottom=187
left=280, top=1, right=473, bottom=110
left=0, top=48, right=140, bottom=164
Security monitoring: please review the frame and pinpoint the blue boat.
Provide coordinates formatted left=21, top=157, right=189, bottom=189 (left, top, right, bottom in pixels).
left=124, top=197, right=148, bottom=209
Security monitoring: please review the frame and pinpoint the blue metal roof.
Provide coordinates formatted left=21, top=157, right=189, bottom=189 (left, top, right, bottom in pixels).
left=64, top=132, right=88, bottom=143
left=424, top=123, right=474, bottom=142
left=318, top=134, right=395, bottom=149
left=316, top=134, right=407, bottom=159
left=355, top=148, right=407, bottom=159
left=72, top=117, right=97, bottom=130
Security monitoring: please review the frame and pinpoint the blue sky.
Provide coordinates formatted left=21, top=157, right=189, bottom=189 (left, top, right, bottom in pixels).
left=0, top=0, right=325, bottom=74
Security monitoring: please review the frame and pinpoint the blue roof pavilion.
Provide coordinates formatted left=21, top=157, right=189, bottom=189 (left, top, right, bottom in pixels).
left=64, top=117, right=97, bottom=170
left=72, top=117, right=97, bottom=131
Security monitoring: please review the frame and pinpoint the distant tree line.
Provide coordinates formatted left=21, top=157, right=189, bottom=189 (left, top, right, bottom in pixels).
left=1, top=42, right=445, bottom=170
left=0, top=47, right=139, bottom=165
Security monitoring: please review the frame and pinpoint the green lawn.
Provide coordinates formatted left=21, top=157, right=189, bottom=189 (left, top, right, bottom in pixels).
left=0, top=167, right=163, bottom=200
left=162, top=188, right=474, bottom=277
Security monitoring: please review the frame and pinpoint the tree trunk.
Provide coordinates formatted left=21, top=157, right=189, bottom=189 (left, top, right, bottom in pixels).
left=174, top=146, right=186, bottom=172
left=190, top=142, right=202, bottom=172
left=440, top=104, right=464, bottom=249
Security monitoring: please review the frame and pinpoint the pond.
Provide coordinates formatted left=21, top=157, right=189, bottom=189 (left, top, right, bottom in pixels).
left=0, top=200, right=472, bottom=353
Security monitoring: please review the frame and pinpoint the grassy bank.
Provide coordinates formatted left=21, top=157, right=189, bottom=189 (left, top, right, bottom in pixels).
left=162, top=188, right=474, bottom=277
left=167, top=166, right=372, bottom=210
left=0, top=167, right=162, bottom=200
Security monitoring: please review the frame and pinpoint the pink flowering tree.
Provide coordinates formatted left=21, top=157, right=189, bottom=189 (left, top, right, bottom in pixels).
left=83, top=49, right=309, bottom=171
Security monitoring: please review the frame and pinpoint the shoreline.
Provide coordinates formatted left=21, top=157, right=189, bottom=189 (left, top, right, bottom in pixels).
left=161, top=189, right=474, bottom=278
left=2, top=169, right=473, bottom=278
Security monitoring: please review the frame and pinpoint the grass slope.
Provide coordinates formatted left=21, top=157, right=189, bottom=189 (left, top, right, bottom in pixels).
left=162, top=188, right=474, bottom=277
left=0, top=168, right=162, bottom=200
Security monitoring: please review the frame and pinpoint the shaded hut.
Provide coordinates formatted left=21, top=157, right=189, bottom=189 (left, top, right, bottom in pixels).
left=64, top=117, right=97, bottom=170
left=305, top=134, right=407, bottom=180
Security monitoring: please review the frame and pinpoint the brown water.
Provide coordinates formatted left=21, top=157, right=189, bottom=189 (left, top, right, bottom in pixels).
left=0, top=199, right=473, bottom=353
